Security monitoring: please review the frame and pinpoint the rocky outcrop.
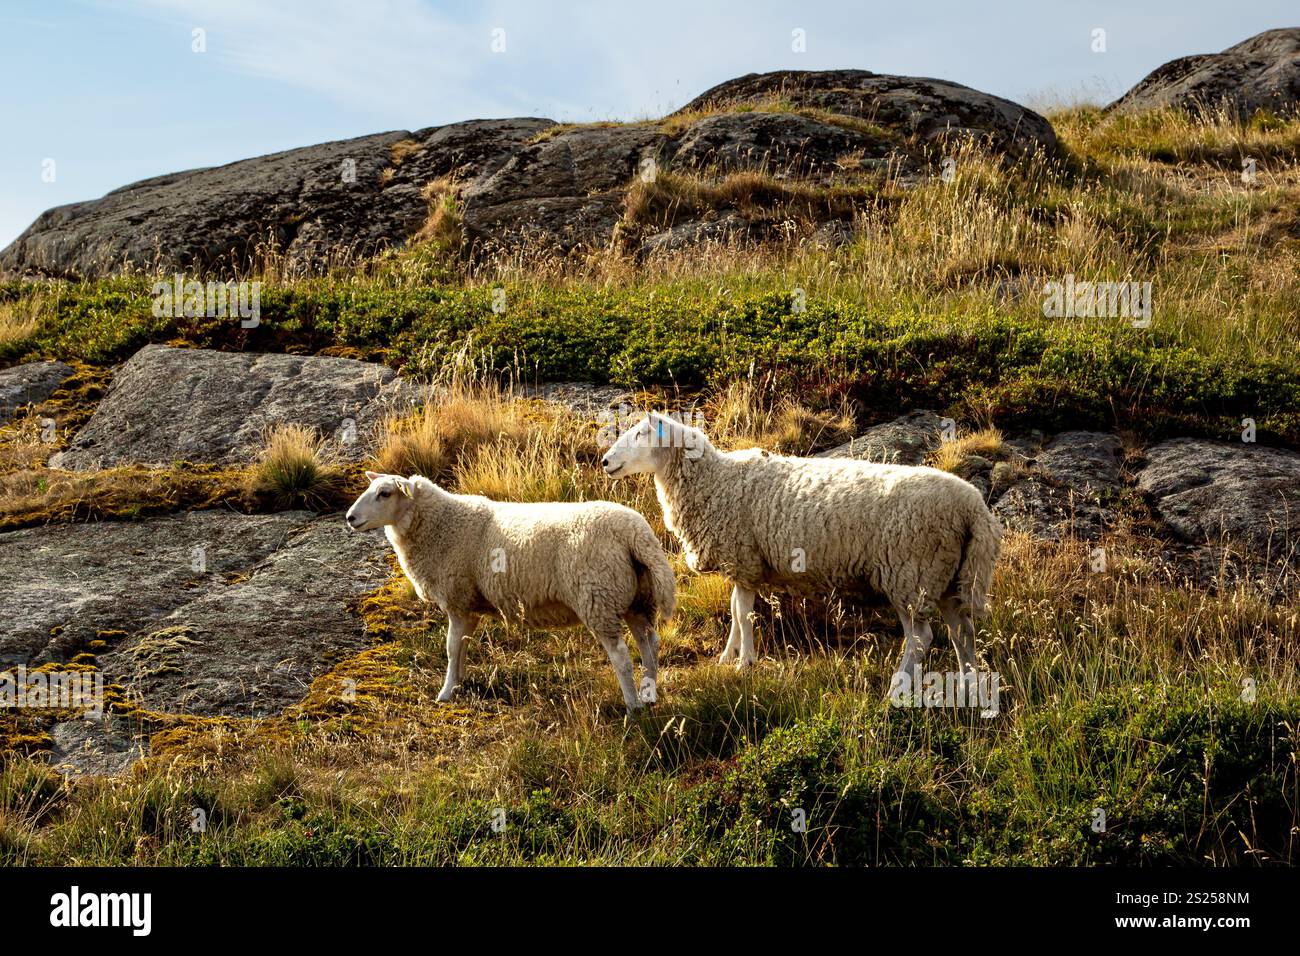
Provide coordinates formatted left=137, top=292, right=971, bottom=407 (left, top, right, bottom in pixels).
left=1109, top=28, right=1300, bottom=117
left=818, top=410, right=947, bottom=465
left=0, top=509, right=391, bottom=717
left=460, top=125, right=666, bottom=253
left=48, top=345, right=413, bottom=469
left=677, top=70, right=1057, bottom=157
left=0, top=119, right=553, bottom=280
left=1136, top=439, right=1300, bottom=560
left=670, top=112, right=881, bottom=176
left=0, top=70, right=1056, bottom=278
left=992, top=432, right=1124, bottom=541
left=640, top=213, right=753, bottom=257
left=0, top=360, right=73, bottom=424
left=47, top=717, right=146, bottom=779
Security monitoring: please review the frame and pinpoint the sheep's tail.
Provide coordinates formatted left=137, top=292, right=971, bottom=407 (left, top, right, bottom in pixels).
left=629, top=524, right=677, bottom=625
left=957, top=502, right=1002, bottom=616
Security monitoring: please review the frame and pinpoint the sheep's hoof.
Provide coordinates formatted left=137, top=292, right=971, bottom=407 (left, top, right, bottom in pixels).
left=717, top=649, right=738, bottom=665
left=735, top=657, right=755, bottom=671
left=436, top=689, right=456, bottom=703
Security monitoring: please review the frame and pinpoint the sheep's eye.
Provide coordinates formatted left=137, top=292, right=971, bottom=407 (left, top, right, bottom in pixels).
left=378, top=490, right=391, bottom=499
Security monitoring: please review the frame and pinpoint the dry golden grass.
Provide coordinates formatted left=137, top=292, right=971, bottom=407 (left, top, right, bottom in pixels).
left=929, top=426, right=1006, bottom=472
left=254, top=424, right=342, bottom=506
left=0, top=295, right=44, bottom=345
left=388, top=138, right=422, bottom=165
left=454, top=430, right=601, bottom=503
left=373, top=380, right=545, bottom=480
left=622, top=168, right=879, bottom=233
left=415, top=175, right=464, bottom=252
left=707, top=378, right=857, bottom=454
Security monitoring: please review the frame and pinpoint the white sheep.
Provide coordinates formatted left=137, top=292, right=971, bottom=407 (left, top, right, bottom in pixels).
left=601, top=413, right=1001, bottom=686
left=345, top=471, right=676, bottom=711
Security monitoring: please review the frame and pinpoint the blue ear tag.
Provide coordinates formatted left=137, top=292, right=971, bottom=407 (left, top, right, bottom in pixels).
left=656, top=420, right=665, bottom=443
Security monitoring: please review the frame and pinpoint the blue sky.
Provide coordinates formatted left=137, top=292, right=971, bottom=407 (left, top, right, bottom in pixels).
left=1, top=0, right=1294, bottom=247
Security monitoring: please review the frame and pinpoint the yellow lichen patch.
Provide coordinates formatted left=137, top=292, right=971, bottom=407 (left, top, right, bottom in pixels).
left=315, top=345, right=367, bottom=361
left=0, top=360, right=111, bottom=475
left=353, top=563, right=427, bottom=640
left=127, top=625, right=200, bottom=685
left=142, top=642, right=504, bottom=776
left=0, top=462, right=260, bottom=532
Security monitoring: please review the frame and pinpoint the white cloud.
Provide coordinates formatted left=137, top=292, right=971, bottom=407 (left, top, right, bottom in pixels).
left=115, top=0, right=568, bottom=123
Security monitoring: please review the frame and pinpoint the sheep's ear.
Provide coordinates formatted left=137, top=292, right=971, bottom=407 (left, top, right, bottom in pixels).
left=365, top=470, right=381, bottom=482
left=396, top=477, right=415, bottom=498
left=646, top=411, right=666, bottom=439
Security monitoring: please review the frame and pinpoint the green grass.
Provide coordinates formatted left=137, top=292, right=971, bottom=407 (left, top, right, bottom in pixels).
left=2, top=279, right=1297, bottom=445
left=3, top=680, right=1294, bottom=866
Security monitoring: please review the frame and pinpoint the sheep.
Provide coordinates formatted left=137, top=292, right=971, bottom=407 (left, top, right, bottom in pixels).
left=345, top=471, right=676, bottom=711
left=601, top=413, right=1001, bottom=689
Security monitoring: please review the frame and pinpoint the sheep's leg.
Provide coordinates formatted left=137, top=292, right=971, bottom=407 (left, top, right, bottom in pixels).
left=627, top=614, right=660, bottom=705
left=734, top=585, right=757, bottom=669
left=939, top=597, right=980, bottom=677
left=893, top=610, right=934, bottom=693
left=595, top=629, right=643, bottom=712
left=718, top=585, right=743, bottom=664
left=437, top=612, right=477, bottom=703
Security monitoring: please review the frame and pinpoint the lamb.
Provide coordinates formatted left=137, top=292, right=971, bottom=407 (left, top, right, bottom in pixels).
left=345, top=471, right=676, bottom=711
left=601, top=413, right=1001, bottom=688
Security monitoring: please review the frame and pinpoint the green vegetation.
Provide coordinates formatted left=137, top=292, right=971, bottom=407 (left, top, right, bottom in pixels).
left=1, top=105, right=1299, bottom=867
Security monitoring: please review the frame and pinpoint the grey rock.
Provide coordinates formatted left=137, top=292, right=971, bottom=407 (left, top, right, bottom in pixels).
left=1036, top=431, right=1123, bottom=493
left=0, top=509, right=391, bottom=719
left=1, top=510, right=312, bottom=662
left=47, top=716, right=147, bottom=778
left=810, top=219, right=855, bottom=249
left=49, top=344, right=410, bottom=469
left=2, top=71, right=1056, bottom=277
left=1109, top=28, right=1300, bottom=118
left=640, top=213, right=752, bottom=257
left=1136, top=438, right=1300, bottom=562
left=522, top=382, right=636, bottom=418
left=817, top=410, right=947, bottom=465
left=0, top=360, right=74, bottom=423
left=676, top=70, right=1057, bottom=158
left=671, top=112, right=880, bottom=176
left=461, top=125, right=667, bottom=252
left=992, top=431, right=1123, bottom=541
left=0, top=118, right=554, bottom=280
left=99, top=520, right=391, bottom=717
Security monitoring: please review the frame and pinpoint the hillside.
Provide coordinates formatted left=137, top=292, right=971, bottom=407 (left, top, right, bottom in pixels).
left=1, top=33, right=1299, bottom=866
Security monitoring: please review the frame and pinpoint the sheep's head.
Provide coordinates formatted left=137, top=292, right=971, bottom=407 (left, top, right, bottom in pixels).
left=346, top=471, right=417, bottom=532
left=602, top=411, right=706, bottom=478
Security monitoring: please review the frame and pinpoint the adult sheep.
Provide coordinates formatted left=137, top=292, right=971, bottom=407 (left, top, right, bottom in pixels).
left=601, top=413, right=1000, bottom=686
left=345, top=471, right=676, bottom=712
